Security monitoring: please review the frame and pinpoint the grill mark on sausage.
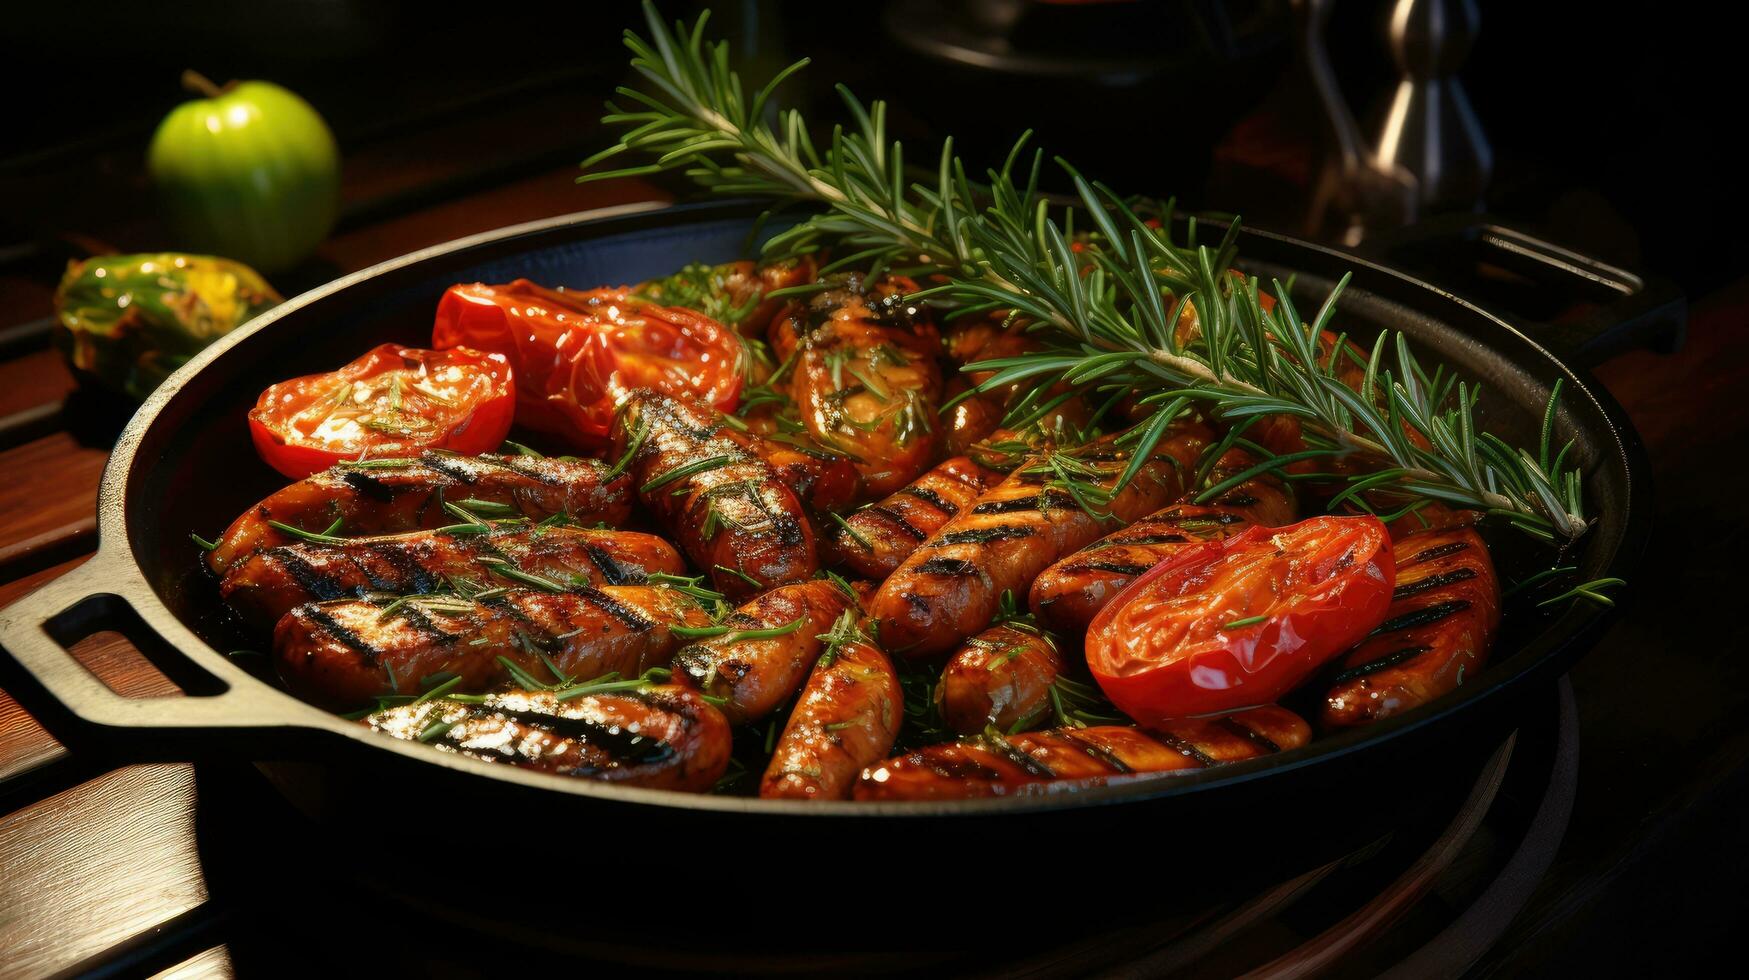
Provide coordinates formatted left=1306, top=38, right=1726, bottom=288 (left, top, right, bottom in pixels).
left=300, top=606, right=378, bottom=661
left=341, top=470, right=396, bottom=502
left=917, top=557, right=980, bottom=577
left=1412, top=541, right=1470, bottom=564
left=419, top=454, right=483, bottom=484
left=973, top=489, right=1075, bottom=515
left=900, top=485, right=955, bottom=514
left=1217, top=717, right=1282, bottom=754
left=574, top=587, right=659, bottom=632
left=484, top=707, right=678, bottom=767
left=1057, top=729, right=1134, bottom=774
left=984, top=736, right=1058, bottom=779
left=1108, top=532, right=1190, bottom=547
left=1073, top=560, right=1155, bottom=577
left=272, top=550, right=348, bottom=601
left=581, top=544, right=630, bottom=585
left=1333, top=645, right=1433, bottom=684
left=1149, top=730, right=1219, bottom=768
left=1372, top=600, right=1471, bottom=635
left=920, top=754, right=1006, bottom=781
left=369, top=543, right=439, bottom=595
left=1393, top=566, right=1478, bottom=599
left=394, top=603, right=453, bottom=643
left=936, top=525, right=1034, bottom=546
left=867, top=506, right=928, bottom=541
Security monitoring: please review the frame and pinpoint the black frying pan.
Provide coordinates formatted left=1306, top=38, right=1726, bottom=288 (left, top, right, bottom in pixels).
left=0, top=200, right=1670, bottom=946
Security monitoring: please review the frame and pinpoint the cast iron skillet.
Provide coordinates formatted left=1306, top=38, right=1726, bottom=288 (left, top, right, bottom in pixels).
left=0, top=199, right=1665, bottom=938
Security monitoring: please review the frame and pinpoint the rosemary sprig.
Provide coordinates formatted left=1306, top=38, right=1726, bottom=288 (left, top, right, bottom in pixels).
left=585, top=3, right=1596, bottom=546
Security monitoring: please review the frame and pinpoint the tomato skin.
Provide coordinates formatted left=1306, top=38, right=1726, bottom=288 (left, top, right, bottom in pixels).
left=248, top=344, right=514, bottom=479
left=431, top=280, right=742, bottom=449
left=1086, top=515, right=1395, bottom=723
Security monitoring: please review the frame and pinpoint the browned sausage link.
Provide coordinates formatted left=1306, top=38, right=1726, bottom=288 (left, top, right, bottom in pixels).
left=820, top=457, right=996, bottom=578
left=1323, top=526, right=1501, bottom=728
left=670, top=580, right=861, bottom=724
left=1029, top=447, right=1296, bottom=634
left=368, top=686, right=731, bottom=791
left=274, top=585, right=712, bottom=708
left=207, top=451, right=634, bottom=574
left=737, top=420, right=863, bottom=514
left=612, top=390, right=818, bottom=599
left=867, top=423, right=1212, bottom=658
left=936, top=623, right=1064, bottom=735
left=221, top=525, right=686, bottom=629
left=854, top=705, right=1310, bottom=801
left=761, top=620, right=903, bottom=800
left=769, top=274, right=943, bottom=499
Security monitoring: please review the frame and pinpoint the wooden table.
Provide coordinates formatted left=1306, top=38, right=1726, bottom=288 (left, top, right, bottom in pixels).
left=1, top=163, right=1744, bottom=976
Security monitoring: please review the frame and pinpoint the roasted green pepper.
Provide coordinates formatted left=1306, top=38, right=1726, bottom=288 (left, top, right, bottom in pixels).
left=53, top=253, right=281, bottom=399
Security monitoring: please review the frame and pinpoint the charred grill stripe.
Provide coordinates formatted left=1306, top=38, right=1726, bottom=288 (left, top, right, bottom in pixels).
left=1217, top=717, right=1283, bottom=755
left=867, top=506, right=928, bottom=541
left=574, top=587, right=658, bottom=632
left=917, top=557, right=980, bottom=577
left=367, top=543, right=438, bottom=595
left=1393, top=567, right=1478, bottom=599
left=900, top=485, right=955, bottom=514
left=418, top=453, right=484, bottom=484
left=1107, top=533, right=1190, bottom=547
left=341, top=470, right=396, bottom=502
left=1074, top=560, right=1155, bottom=577
left=1333, top=645, right=1433, bottom=684
left=499, top=457, right=568, bottom=486
left=1216, top=494, right=1260, bottom=508
left=584, top=544, right=633, bottom=585
left=1372, top=600, right=1472, bottom=635
left=1412, top=541, right=1471, bottom=564
left=920, top=754, right=1007, bottom=781
left=486, top=707, right=678, bottom=766
left=1148, top=731, right=1220, bottom=768
left=396, top=604, right=455, bottom=643
left=641, top=401, right=719, bottom=443
left=1057, top=729, right=1134, bottom=774
left=982, top=737, right=1058, bottom=779
left=301, top=606, right=379, bottom=661
left=936, top=525, right=1034, bottom=546
left=974, top=490, right=1075, bottom=515
left=272, top=550, right=350, bottom=601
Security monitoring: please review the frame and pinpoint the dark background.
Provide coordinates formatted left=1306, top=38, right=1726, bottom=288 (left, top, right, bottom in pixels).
left=2, top=0, right=1738, bottom=292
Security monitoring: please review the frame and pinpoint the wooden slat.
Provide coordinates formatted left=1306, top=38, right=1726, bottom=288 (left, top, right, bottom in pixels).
left=0, top=348, right=75, bottom=419
left=0, top=431, right=106, bottom=557
left=0, top=765, right=207, bottom=978
left=150, top=945, right=234, bottom=979
left=0, top=558, right=88, bottom=785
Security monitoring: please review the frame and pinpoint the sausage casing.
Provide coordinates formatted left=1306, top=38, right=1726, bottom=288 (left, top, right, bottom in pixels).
left=208, top=451, right=634, bottom=574
left=936, top=622, right=1064, bottom=735
left=760, top=618, right=903, bottom=800
left=854, top=705, right=1310, bottom=800
left=612, top=390, right=818, bottom=599
left=819, top=457, right=996, bottom=578
left=867, top=424, right=1211, bottom=657
left=1322, top=526, right=1501, bottom=728
left=220, top=525, right=685, bottom=629
left=369, top=686, right=731, bottom=792
left=274, top=585, right=712, bottom=708
left=671, top=580, right=862, bottom=725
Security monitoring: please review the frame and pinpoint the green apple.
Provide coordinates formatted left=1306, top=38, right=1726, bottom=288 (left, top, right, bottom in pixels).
left=147, top=72, right=340, bottom=274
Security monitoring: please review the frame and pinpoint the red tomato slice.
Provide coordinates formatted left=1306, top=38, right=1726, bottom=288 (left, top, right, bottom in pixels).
left=1086, top=515, right=1395, bottom=723
left=431, top=280, right=743, bottom=449
left=248, top=344, right=514, bottom=479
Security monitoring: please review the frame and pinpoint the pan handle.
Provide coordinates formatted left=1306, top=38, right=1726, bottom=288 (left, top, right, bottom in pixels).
left=0, top=555, right=334, bottom=757
left=1358, top=214, right=1686, bottom=367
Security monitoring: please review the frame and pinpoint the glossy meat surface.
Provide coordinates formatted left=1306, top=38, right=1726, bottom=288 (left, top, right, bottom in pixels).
left=936, top=622, right=1064, bottom=735
left=369, top=686, right=731, bottom=791
left=819, top=456, right=996, bottom=578
left=855, top=705, right=1310, bottom=800
left=208, top=451, right=633, bottom=574
left=761, top=620, right=903, bottom=800
left=671, top=580, right=862, bottom=724
left=612, top=390, right=818, bottom=599
left=1322, top=526, right=1501, bottom=727
left=221, top=524, right=684, bottom=628
left=274, top=585, right=711, bottom=707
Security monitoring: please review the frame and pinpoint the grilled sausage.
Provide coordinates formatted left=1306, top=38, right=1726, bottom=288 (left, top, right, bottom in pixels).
left=221, top=524, right=686, bottom=628
left=368, top=686, right=731, bottom=791
left=637, top=256, right=816, bottom=341
left=941, top=318, right=1089, bottom=454
left=936, top=622, right=1065, bottom=735
left=274, top=585, right=712, bottom=708
left=854, top=705, right=1310, bottom=800
left=207, top=451, right=633, bottom=574
left=760, top=616, right=903, bottom=800
left=612, top=390, right=818, bottom=599
left=867, top=423, right=1212, bottom=657
left=769, top=274, right=943, bottom=498
left=1029, top=448, right=1296, bottom=634
left=819, top=457, right=996, bottom=578
left=737, top=412, right=863, bottom=514
left=1322, top=526, right=1501, bottom=728
left=671, top=579, right=862, bottom=725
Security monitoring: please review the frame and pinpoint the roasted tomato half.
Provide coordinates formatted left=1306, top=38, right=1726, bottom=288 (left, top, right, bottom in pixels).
left=248, top=343, right=514, bottom=478
left=432, top=280, right=743, bottom=448
left=1086, top=515, right=1395, bottom=723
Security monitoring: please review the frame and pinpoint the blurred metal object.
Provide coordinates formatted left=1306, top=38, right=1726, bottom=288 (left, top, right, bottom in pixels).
left=1377, top=0, right=1492, bottom=213
left=1299, top=0, right=1418, bottom=246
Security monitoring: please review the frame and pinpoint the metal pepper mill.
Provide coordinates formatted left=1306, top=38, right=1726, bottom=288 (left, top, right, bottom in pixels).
left=1376, top=0, right=1492, bottom=213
